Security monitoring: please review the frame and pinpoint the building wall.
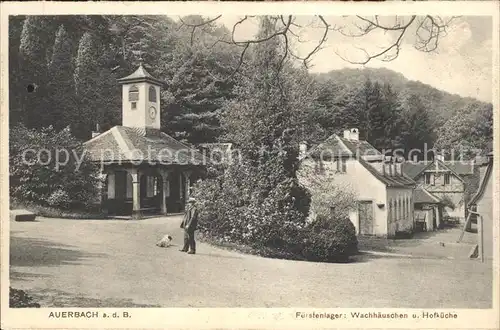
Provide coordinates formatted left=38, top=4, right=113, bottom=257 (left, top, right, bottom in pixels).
left=415, top=172, right=465, bottom=219
left=299, top=158, right=388, bottom=236
left=416, top=171, right=464, bottom=193
left=476, top=164, right=493, bottom=259
left=122, top=82, right=161, bottom=130
left=386, top=187, right=414, bottom=236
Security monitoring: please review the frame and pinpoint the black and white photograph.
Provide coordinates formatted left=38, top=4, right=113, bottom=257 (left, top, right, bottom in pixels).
left=1, top=1, right=498, bottom=329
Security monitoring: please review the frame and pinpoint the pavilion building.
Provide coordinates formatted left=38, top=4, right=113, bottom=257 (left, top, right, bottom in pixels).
left=84, top=63, right=205, bottom=219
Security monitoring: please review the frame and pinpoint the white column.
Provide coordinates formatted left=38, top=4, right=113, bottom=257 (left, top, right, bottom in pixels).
left=184, top=170, right=192, bottom=201
left=107, top=172, right=116, bottom=199
left=127, top=169, right=141, bottom=219
left=159, top=169, right=172, bottom=215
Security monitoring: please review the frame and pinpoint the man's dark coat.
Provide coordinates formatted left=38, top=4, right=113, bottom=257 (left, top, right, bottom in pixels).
left=181, top=204, right=198, bottom=232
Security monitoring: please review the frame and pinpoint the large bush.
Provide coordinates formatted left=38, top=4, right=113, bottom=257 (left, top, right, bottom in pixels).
left=193, top=159, right=311, bottom=249
left=193, top=161, right=359, bottom=262
left=301, top=215, right=358, bottom=262
left=9, top=124, right=101, bottom=210
left=10, top=287, right=41, bottom=308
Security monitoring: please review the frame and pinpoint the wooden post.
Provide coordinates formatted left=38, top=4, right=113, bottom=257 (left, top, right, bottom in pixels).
left=457, top=212, right=472, bottom=243
left=478, top=214, right=484, bottom=262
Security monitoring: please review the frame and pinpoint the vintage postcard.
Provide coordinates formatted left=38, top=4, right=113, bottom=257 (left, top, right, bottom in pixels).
left=1, top=1, right=498, bottom=329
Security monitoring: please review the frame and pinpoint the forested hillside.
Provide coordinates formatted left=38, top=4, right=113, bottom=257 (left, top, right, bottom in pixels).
left=314, top=68, right=493, bottom=157
left=9, top=15, right=493, bottom=158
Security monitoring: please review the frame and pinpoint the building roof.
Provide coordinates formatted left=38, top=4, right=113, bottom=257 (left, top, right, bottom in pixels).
left=305, top=134, right=414, bottom=188
left=84, top=126, right=205, bottom=165
left=469, top=157, right=493, bottom=206
left=414, top=187, right=442, bottom=204
left=402, top=159, right=472, bottom=179
left=357, top=158, right=416, bottom=187
left=444, top=161, right=475, bottom=175
left=307, top=135, right=352, bottom=159
left=401, top=162, right=428, bottom=179
left=340, top=137, right=383, bottom=160
left=306, top=134, right=383, bottom=160
left=117, top=63, right=163, bottom=85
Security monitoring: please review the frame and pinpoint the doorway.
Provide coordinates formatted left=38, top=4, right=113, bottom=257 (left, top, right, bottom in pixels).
left=358, top=201, right=374, bottom=235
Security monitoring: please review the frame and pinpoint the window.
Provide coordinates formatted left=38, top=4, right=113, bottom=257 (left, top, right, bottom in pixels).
left=148, top=86, right=157, bottom=102
left=129, top=85, right=139, bottom=101
left=315, top=160, right=325, bottom=174
left=444, top=173, right=450, bottom=185
left=424, top=173, right=431, bottom=184
left=336, top=158, right=347, bottom=173
left=131, top=102, right=137, bottom=110
left=388, top=199, right=393, bottom=222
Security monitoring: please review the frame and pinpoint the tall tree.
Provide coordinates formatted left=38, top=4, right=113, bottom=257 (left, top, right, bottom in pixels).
left=402, top=94, right=434, bottom=159
left=222, top=16, right=316, bottom=181
left=8, top=16, right=26, bottom=127
left=365, top=81, right=389, bottom=149
left=18, top=16, right=53, bottom=128
left=381, top=82, right=407, bottom=151
left=74, top=31, right=120, bottom=140
left=48, top=25, right=77, bottom=131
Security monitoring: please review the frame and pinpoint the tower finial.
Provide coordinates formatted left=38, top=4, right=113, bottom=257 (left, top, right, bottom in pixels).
left=138, top=39, right=144, bottom=66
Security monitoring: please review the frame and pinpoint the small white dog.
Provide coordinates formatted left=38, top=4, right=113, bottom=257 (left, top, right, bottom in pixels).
left=156, top=234, right=173, bottom=248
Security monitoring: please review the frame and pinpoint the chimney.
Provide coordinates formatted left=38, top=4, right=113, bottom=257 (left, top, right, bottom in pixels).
left=395, top=163, right=402, bottom=176
left=412, top=155, right=418, bottom=163
left=343, top=128, right=359, bottom=141
left=91, top=123, right=100, bottom=138
left=350, top=128, right=359, bottom=141
left=299, top=141, right=308, bottom=158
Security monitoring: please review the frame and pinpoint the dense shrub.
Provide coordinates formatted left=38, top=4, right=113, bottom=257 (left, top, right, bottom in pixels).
left=301, top=215, right=358, bottom=262
left=193, top=159, right=311, bottom=250
left=193, top=161, right=358, bottom=262
left=9, top=124, right=101, bottom=210
left=10, top=287, right=41, bottom=308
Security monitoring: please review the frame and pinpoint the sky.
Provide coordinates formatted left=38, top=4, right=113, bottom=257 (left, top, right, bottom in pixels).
left=215, top=15, right=493, bottom=103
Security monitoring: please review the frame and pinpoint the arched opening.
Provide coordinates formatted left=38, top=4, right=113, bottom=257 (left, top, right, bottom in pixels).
left=148, top=85, right=157, bottom=102
left=140, top=173, right=163, bottom=214
left=129, top=85, right=139, bottom=102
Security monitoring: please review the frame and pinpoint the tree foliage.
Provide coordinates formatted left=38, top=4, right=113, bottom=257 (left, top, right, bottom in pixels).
left=9, top=125, right=101, bottom=209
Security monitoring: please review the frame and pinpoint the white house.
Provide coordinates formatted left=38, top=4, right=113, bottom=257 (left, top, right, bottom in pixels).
left=468, top=152, right=494, bottom=260
left=299, top=128, right=416, bottom=238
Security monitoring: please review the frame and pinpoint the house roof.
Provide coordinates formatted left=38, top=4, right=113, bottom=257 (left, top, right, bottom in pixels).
left=444, top=161, right=475, bottom=175
left=306, top=134, right=383, bottom=160
left=414, top=187, right=441, bottom=204
left=307, top=135, right=352, bottom=159
left=84, top=126, right=205, bottom=165
left=469, top=157, right=493, bottom=206
left=357, top=158, right=416, bottom=187
left=117, top=63, right=163, bottom=85
left=402, top=159, right=470, bottom=180
left=304, top=134, right=414, bottom=188
left=401, top=162, right=428, bottom=179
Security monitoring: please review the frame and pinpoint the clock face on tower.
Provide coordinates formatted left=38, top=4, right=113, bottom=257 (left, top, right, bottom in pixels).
left=149, top=106, right=157, bottom=120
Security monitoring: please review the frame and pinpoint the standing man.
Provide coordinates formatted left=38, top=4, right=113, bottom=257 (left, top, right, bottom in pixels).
left=180, top=197, right=198, bottom=254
